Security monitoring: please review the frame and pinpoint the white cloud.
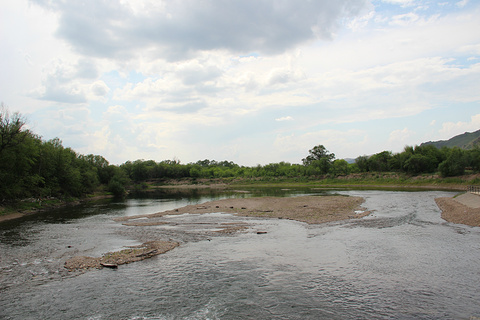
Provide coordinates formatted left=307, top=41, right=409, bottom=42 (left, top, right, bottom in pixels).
left=456, top=0, right=469, bottom=8
left=390, top=12, right=420, bottom=26
left=389, top=128, right=415, bottom=144
left=275, top=116, right=294, bottom=122
left=89, top=81, right=110, bottom=100
left=28, top=58, right=107, bottom=104
left=440, top=114, right=480, bottom=137
left=381, top=0, right=415, bottom=5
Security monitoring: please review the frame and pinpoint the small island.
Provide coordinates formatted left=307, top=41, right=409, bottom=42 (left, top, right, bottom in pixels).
left=117, top=194, right=370, bottom=225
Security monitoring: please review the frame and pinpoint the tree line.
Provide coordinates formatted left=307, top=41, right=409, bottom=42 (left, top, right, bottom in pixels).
left=1, top=106, right=479, bottom=201
left=0, top=106, right=128, bottom=201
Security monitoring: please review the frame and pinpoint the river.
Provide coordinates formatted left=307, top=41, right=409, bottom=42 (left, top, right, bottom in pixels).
left=1, top=188, right=479, bottom=319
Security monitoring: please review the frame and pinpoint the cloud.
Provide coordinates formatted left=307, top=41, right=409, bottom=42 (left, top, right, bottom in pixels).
left=440, top=114, right=480, bottom=136
left=390, top=12, right=420, bottom=26
left=75, top=59, right=99, bottom=79
left=175, top=60, right=223, bottom=86
left=456, top=0, right=469, bottom=8
left=31, top=0, right=370, bottom=61
left=275, top=116, right=294, bottom=122
left=389, top=127, right=415, bottom=145
left=381, top=0, right=415, bottom=5
left=90, top=81, right=110, bottom=98
left=29, top=58, right=99, bottom=103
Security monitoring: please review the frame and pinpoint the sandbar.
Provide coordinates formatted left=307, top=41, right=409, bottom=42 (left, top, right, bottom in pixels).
left=117, top=195, right=370, bottom=225
left=435, top=194, right=480, bottom=227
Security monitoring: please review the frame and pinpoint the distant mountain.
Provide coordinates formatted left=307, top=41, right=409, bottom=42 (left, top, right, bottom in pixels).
left=343, top=158, right=356, bottom=164
left=420, top=129, right=480, bottom=149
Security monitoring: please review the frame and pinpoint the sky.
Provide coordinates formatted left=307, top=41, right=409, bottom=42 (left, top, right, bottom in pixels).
left=1, top=0, right=480, bottom=166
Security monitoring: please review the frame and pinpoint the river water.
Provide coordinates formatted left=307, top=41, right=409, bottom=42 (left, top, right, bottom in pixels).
left=1, top=188, right=479, bottom=319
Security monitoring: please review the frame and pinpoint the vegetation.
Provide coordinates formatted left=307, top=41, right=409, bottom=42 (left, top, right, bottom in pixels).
left=1, top=106, right=480, bottom=212
left=0, top=105, right=127, bottom=203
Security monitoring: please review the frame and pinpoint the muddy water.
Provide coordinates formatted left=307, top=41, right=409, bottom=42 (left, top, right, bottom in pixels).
left=1, top=189, right=480, bottom=319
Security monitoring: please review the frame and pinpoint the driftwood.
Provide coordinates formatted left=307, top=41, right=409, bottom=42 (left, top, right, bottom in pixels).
left=100, top=262, right=118, bottom=269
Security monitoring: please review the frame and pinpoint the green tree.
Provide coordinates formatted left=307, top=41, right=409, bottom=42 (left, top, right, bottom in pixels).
left=439, top=147, right=467, bottom=177
left=107, top=166, right=129, bottom=196
left=331, top=159, right=349, bottom=176
left=355, top=155, right=369, bottom=172
left=0, top=106, right=43, bottom=199
left=302, top=145, right=335, bottom=175
left=466, top=148, right=480, bottom=172
left=0, top=104, right=30, bottom=156
left=302, top=145, right=335, bottom=165
left=368, top=151, right=392, bottom=172
left=403, top=154, right=432, bottom=174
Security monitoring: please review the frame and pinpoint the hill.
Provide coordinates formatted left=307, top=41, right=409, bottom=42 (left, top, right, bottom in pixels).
left=420, top=129, right=480, bottom=149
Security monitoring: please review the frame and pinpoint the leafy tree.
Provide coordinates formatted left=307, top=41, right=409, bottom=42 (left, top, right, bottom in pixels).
left=465, top=148, right=480, bottom=171
left=302, top=145, right=335, bottom=165
left=0, top=104, right=30, bottom=155
left=80, top=154, right=110, bottom=184
left=368, top=151, right=392, bottom=172
left=302, top=145, right=335, bottom=174
left=403, top=154, right=432, bottom=174
left=331, top=159, right=349, bottom=176
left=355, top=155, right=369, bottom=172
left=439, top=147, right=467, bottom=177
left=0, top=106, right=42, bottom=199
left=107, top=166, right=129, bottom=196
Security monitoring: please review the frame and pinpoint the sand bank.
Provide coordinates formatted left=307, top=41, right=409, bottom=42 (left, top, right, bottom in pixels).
left=436, top=193, right=480, bottom=227
left=117, top=195, right=370, bottom=225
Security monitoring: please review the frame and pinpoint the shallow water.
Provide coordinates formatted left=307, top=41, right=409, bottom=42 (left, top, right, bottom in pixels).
left=1, top=189, right=480, bottom=319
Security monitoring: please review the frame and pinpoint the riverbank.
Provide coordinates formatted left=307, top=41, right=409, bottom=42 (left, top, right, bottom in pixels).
left=2, top=172, right=475, bottom=223
left=435, top=193, right=480, bottom=227
left=0, top=194, right=113, bottom=223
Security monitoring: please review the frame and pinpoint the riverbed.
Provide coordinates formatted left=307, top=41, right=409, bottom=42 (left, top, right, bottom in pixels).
left=1, top=188, right=479, bottom=319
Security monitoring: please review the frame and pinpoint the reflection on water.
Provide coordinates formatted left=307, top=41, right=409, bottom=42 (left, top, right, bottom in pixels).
left=1, top=188, right=480, bottom=319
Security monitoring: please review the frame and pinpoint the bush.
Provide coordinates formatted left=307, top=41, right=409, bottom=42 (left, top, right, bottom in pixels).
left=108, top=176, right=126, bottom=196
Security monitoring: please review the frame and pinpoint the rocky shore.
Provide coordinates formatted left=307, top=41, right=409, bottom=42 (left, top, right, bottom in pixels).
left=64, top=240, right=179, bottom=271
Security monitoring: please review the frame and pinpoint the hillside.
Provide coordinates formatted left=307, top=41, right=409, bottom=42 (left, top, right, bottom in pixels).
left=420, top=129, right=480, bottom=149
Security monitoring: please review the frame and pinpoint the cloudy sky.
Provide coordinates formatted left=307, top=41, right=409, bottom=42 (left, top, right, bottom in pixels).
left=1, top=0, right=479, bottom=165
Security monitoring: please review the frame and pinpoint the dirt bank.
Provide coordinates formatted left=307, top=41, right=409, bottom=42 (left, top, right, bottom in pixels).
left=435, top=196, right=480, bottom=227
left=117, top=195, right=370, bottom=225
